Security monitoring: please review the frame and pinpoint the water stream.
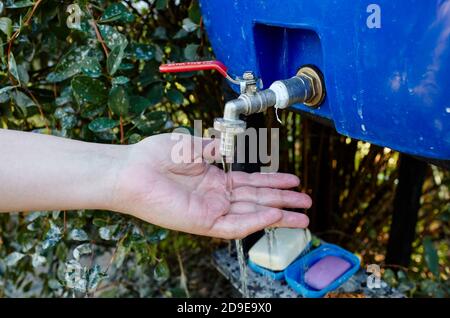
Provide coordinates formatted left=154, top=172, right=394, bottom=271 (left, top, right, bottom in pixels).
left=264, top=228, right=277, bottom=293
left=264, top=228, right=276, bottom=269
left=222, top=156, right=249, bottom=298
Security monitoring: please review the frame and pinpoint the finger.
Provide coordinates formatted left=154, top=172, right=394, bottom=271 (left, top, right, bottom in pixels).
left=210, top=208, right=283, bottom=239
left=231, top=186, right=312, bottom=208
left=231, top=172, right=300, bottom=189
left=230, top=202, right=310, bottom=228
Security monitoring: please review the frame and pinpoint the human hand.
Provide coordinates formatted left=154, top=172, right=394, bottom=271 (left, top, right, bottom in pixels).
left=110, top=133, right=312, bottom=239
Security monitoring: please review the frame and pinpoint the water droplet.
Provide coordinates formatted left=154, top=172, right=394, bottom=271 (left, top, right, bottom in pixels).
left=361, top=124, right=367, bottom=132
left=352, top=94, right=357, bottom=101
left=446, top=107, right=450, bottom=113
left=357, top=108, right=363, bottom=119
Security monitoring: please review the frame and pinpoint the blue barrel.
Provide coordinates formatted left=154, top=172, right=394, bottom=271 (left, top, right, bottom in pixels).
left=199, top=0, right=450, bottom=160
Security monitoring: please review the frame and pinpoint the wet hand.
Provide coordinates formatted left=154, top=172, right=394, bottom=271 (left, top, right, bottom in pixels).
left=110, top=133, right=312, bottom=239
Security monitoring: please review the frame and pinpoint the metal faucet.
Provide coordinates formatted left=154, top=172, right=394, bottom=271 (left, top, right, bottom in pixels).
left=159, top=61, right=326, bottom=162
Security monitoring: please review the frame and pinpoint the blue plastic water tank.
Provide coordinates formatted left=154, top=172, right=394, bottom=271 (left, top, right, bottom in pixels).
left=199, top=0, right=450, bottom=160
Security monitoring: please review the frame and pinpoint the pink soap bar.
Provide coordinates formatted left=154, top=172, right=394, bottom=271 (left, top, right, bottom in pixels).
left=304, top=256, right=351, bottom=290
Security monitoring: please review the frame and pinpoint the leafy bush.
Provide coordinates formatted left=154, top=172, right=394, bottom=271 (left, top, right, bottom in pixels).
left=0, top=0, right=224, bottom=297
left=0, top=0, right=448, bottom=298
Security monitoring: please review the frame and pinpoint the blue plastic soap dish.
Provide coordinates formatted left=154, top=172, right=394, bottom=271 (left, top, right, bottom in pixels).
left=247, top=242, right=313, bottom=281
left=284, top=243, right=360, bottom=298
left=247, top=259, right=286, bottom=281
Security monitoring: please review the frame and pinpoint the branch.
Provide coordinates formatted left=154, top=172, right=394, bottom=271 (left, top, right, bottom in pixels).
left=90, top=20, right=109, bottom=57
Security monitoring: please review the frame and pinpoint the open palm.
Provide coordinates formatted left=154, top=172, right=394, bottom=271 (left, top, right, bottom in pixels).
left=111, top=133, right=311, bottom=239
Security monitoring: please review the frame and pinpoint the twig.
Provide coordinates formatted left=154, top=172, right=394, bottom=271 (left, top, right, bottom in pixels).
left=24, top=0, right=43, bottom=26
left=119, top=116, right=124, bottom=144
left=90, top=19, right=109, bottom=57
left=175, top=246, right=190, bottom=298
left=22, top=87, right=49, bottom=131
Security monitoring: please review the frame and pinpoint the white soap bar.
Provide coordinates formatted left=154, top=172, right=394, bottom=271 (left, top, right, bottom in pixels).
left=249, top=228, right=311, bottom=271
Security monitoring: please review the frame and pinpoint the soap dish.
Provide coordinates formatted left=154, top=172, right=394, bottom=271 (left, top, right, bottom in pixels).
left=248, top=259, right=286, bottom=280
left=247, top=241, right=313, bottom=281
left=284, top=243, right=360, bottom=298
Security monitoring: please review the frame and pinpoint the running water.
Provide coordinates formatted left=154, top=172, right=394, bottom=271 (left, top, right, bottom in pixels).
left=264, top=228, right=276, bottom=294
left=235, top=239, right=249, bottom=297
left=264, top=228, right=276, bottom=269
left=222, top=156, right=249, bottom=298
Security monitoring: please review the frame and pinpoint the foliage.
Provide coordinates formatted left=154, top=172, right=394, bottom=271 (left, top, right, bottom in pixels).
left=0, top=0, right=224, bottom=297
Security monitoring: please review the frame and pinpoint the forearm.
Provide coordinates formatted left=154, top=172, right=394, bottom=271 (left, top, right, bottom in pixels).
left=0, top=129, right=128, bottom=213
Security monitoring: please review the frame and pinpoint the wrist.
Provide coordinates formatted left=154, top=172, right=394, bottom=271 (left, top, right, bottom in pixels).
left=91, top=143, right=132, bottom=212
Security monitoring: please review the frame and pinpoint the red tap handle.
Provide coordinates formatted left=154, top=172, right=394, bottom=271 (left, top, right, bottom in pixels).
left=159, top=60, right=229, bottom=78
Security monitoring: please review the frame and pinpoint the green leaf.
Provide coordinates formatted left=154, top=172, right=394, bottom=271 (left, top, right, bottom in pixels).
left=112, top=76, right=129, bottom=85
left=118, top=63, right=134, bottom=71
left=130, top=95, right=152, bottom=114
left=73, top=243, right=92, bottom=261
left=167, top=88, right=184, bottom=104
left=153, top=26, right=167, bottom=40
left=71, top=76, right=108, bottom=106
left=80, top=104, right=106, bottom=119
left=113, top=243, right=128, bottom=268
left=147, top=228, right=169, bottom=243
left=108, top=86, right=129, bottom=116
left=184, top=44, right=199, bottom=61
left=98, top=25, right=128, bottom=50
left=155, top=0, right=168, bottom=10
left=17, top=64, right=29, bottom=84
left=69, top=229, right=89, bottom=241
left=87, top=264, right=107, bottom=292
left=133, top=111, right=167, bottom=135
left=0, top=85, right=16, bottom=102
left=383, top=268, right=397, bottom=286
left=11, top=90, right=34, bottom=107
left=182, top=18, right=198, bottom=32
left=153, top=260, right=170, bottom=283
left=423, top=236, right=439, bottom=277
left=173, top=28, right=188, bottom=40
left=48, top=279, right=62, bottom=291
left=31, top=253, right=46, bottom=268
left=47, top=46, right=102, bottom=83
left=147, top=83, right=163, bottom=104
left=107, top=45, right=126, bottom=76
left=11, top=90, right=35, bottom=115
left=5, top=252, right=25, bottom=266
left=92, top=218, right=107, bottom=227
left=127, top=133, right=142, bottom=144
left=64, top=260, right=87, bottom=292
left=188, top=1, right=201, bottom=24
left=8, top=53, right=20, bottom=83
left=80, top=56, right=102, bottom=78
left=100, top=3, right=135, bottom=23
left=88, top=117, right=119, bottom=133
left=42, top=221, right=62, bottom=250
left=99, top=225, right=118, bottom=241
left=128, top=43, right=155, bottom=61
left=0, top=17, right=12, bottom=39
left=25, top=211, right=43, bottom=222
left=6, top=0, right=33, bottom=8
